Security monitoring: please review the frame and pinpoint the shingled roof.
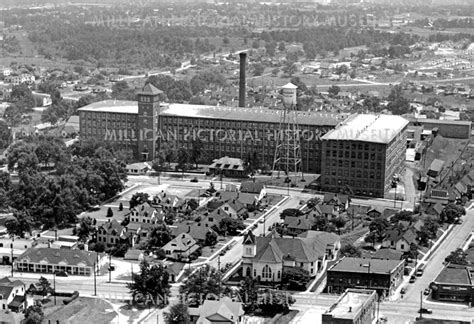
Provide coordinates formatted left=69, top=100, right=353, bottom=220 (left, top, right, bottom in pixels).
left=17, top=248, right=98, bottom=267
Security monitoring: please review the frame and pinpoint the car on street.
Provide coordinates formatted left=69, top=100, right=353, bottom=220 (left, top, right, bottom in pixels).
left=409, top=276, right=416, bottom=283
left=424, top=288, right=431, bottom=296
left=55, top=270, right=68, bottom=277
left=190, top=177, right=198, bottom=183
left=258, top=218, right=265, bottom=224
left=418, top=308, right=433, bottom=314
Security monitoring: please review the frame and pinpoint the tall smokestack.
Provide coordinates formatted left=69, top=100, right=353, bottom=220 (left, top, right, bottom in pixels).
left=239, top=52, right=247, bottom=108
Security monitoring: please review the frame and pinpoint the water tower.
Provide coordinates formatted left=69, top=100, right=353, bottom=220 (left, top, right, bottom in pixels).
left=272, top=83, right=302, bottom=182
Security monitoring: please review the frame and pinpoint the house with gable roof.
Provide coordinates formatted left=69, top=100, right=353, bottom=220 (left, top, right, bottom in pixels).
left=162, top=233, right=199, bottom=262
left=189, top=296, right=244, bottom=324
left=242, top=230, right=339, bottom=281
left=382, top=228, right=417, bottom=252
left=97, top=219, right=130, bottom=247
left=0, top=277, right=27, bottom=312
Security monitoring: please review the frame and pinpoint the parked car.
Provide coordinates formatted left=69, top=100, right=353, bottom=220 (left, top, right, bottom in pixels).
left=190, top=177, right=198, bottom=183
left=55, top=271, right=68, bottom=277
left=418, top=308, right=433, bottom=314
left=409, top=276, right=416, bottom=283
left=424, top=288, right=431, bottom=296
left=416, top=267, right=424, bottom=276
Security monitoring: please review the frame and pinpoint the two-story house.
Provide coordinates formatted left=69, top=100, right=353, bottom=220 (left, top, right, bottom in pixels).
left=0, top=277, right=27, bottom=312
left=162, top=233, right=200, bottom=262
left=96, top=219, right=130, bottom=247
left=382, top=228, right=417, bottom=252
left=188, top=297, right=244, bottom=324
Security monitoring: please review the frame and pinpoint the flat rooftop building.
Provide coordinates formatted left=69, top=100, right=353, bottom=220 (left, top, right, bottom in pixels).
left=322, top=288, right=377, bottom=324
left=327, top=257, right=405, bottom=297
left=320, top=114, right=409, bottom=198
left=78, top=87, right=346, bottom=173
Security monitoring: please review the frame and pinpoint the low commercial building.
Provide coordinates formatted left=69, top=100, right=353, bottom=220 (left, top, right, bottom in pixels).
left=327, top=257, right=405, bottom=298
left=15, top=248, right=105, bottom=276
left=430, top=264, right=474, bottom=303
left=322, top=289, right=377, bottom=324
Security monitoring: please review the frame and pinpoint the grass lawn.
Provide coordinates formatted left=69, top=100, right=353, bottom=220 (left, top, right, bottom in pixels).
left=43, top=297, right=117, bottom=323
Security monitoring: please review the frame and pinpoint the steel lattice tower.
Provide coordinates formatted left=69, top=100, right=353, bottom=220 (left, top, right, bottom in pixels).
left=272, top=83, right=302, bottom=181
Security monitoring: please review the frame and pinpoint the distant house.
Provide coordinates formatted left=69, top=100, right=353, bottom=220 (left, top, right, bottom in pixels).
left=0, top=277, right=27, bottom=312
left=428, top=159, right=445, bottom=178
left=219, top=200, right=246, bottom=219
left=171, top=222, right=217, bottom=245
left=97, top=219, right=129, bottom=247
left=126, top=162, right=151, bottom=175
left=382, top=229, right=417, bottom=252
left=208, top=156, right=247, bottom=178
left=188, top=297, right=244, bottom=324
left=15, top=248, right=105, bottom=276
left=284, top=216, right=314, bottom=236
left=323, top=193, right=350, bottom=211
left=298, top=230, right=340, bottom=260
left=162, top=233, right=200, bottom=262
left=240, top=181, right=266, bottom=197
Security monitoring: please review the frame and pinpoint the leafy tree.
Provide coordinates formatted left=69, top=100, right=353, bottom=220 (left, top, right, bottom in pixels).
left=440, top=203, right=465, bottom=224
left=252, top=40, right=260, bottom=49
left=218, top=217, right=245, bottom=236
left=5, top=210, right=32, bottom=238
left=387, top=85, right=410, bottom=115
left=340, top=244, right=362, bottom=258
left=405, top=243, right=419, bottom=260
left=176, top=148, right=189, bottom=176
left=129, top=192, right=150, bottom=209
left=281, top=267, right=310, bottom=291
left=311, top=217, right=330, bottom=232
left=239, top=276, right=259, bottom=312
left=164, top=302, right=190, bottom=324
left=445, top=248, right=468, bottom=265
left=0, top=120, right=12, bottom=149
left=204, top=230, right=218, bottom=247
left=222, top=37, right=229, bottom=45
left=107, top=207, right=114, bottom=218
left=278, top=42, right=286, bottom=52
left=24, top=305, right=44, bottom=324
left=6, top=141, right=38, bottom=171
left=265, top=41, right=276, bottom=57
left=253, top=63, right=265, bottom=76
left=37, top=276, right=53, bottom=297
left=179, top=265, right=227, bottom=306
left=190, top=139, right=203, bottom=169
left=257, top=289, right=294, bottom=316
left=76, top=217, right=95, bottom=243
left=282, top=63, right=297, bottom=77
left=332, top=217, right=346, bottom=229
left=368, top=218, right=390, bottom=242
left=417, top=218, right=439, bottom=247
left=0, top=171, right=11, bottom=191
left=3, top=104, right=22, bottom=126
left=328, top=85, right=341, bottom=97
left=127, top=260, right=171, bottom=306
left=303, top=42, right=317, bottom=60
left=143, top=224, right=172, bottom=252
left=280, top=209, right=303, bottom=220
left=391, top=210, right=414, bottom=224
left=271, top=68, right=279, bottom=76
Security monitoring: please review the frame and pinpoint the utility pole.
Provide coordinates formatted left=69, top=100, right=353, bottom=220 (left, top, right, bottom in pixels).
left=10, top=239, right=14, bottom=277
left=53, top=272, right=57, bottom=305
left=108, top=253, right=112, bottom=283
left=419, top=291, right=423, bottom=319
left=93, top=252, right=97, bottom=296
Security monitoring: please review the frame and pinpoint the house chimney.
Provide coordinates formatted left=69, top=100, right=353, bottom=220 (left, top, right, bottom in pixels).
left=239, top=52, right=247, bottom=108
